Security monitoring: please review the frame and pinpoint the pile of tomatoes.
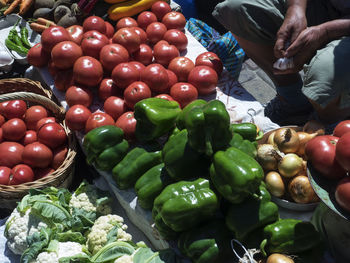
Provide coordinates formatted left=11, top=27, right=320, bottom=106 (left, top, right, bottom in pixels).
left=26, top=1, right=223, bottom=140
left=0, top=100, right=68, bottom=185
left=305, top=120, right=350, bottom=212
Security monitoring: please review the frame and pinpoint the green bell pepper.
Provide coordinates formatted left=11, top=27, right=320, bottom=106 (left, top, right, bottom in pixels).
left=134, top=163, right=173, bottom=210
left=176, top=99, right=207, bottom=130
left=134, top=98, right=182, bottom=142
left=162, top=129, right=210, bottom=181
left=210, top=147, right=264, bottom=204
left=178, top=220, right=233, bottom=263
left=260, top=219, right=321, bottom=256
left=230, top=123, right=263, bottom=141
left=83, top=125, right=124, bottom=164
left=225, top=182, right=279, bottom=240
left=112, top=147, right=162, bottom=189
left=184, top=100, right=232, bottom=156
left=229, top=133, right=257, bottom=158
left=152, top=178, right=219, bottom=240
left=95, top=139, right=129, bottom=171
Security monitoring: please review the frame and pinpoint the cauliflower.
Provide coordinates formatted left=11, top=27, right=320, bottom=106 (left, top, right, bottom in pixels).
left=69, top=182, right=112, bottom=216
left=30, top=241, right=87, bottom=263
left=87, top=215, right=132, bottom=255
left=5, top=208, right=47, bottom=255
left=114, top=254, right=133, bottom=263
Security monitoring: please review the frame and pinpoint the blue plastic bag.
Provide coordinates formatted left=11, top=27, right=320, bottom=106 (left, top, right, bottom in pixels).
left=186, top=18, right=245, bottom=80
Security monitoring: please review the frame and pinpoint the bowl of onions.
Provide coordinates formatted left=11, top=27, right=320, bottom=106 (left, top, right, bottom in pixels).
left=257, top=122, right=325, bottom=211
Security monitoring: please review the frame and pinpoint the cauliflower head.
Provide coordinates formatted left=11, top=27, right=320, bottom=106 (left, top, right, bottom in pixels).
left=87, top=214, right=132, bottom=255
left=30, top=241, right=86, bottom=263
left=5, top=208, right=47, bottom=255
left=114, top=254, right=133, bottom=263
left=69, top=182, right=112, bottom=216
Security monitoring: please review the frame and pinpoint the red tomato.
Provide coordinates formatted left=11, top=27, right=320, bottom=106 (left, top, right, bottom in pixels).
left=51, top=41, right=83, bottom=69
left=2, top=118, right=26, bottom=141
left=188, top=66, right=218, bottom=95
left=335, top=177, right=350, bottom=212
left=83, top=16, right=106, bottom=34
left=54, top=69, right=74, bottom=91
left=162, top=12, right=186, bottom=30
left=34, top=167, right=55, bottom=180
left=25, top=105, right=48, bottom=130
left=166, top=69, right=178, bottom=89
left=132, top=43, right=153, bottom=65
left=137, top=11, right=158, bottom=30
left=124, top=81, right=152, bottom=109
left=38, top=123, right=67, bottom=149
left=170, top=82, right=198, bottom=108
left=81, top=30, right=109, bottom=59
left=73, top=56, right=103, bottom=87
left=105, top=21, right=115, bottom=38
left=140, top=63, right=169, bottom=93
left=195, top=52, right=223, bottom=76
left=20, top=130, right=37, bottom=146
left=0, top=114, right=4, bottom=127
left=116, top=17, right=138, bottom=30
left=104, top=96, right=127, bottom=120
left=65, top=105, right=92, bottom=131
left=0, top=166, right=10, bottom=185
left=0, top=142, right=24, bottom=168
left=111, top=62, right=140, bottom=89
left=85, top=112, right=115, bottom=133
left=22, top=142, right=53, bottom=168
left=155, top=94, right=175, bottom=101
left=27, top=43, right=50, bottom=67
left=41, top=26, right=71, bottom=52
left=305, top=135, right=346, bottom=180
left=10, top=164, right=34, bottom=185
left=65, top=85, right=93, bottom=107
left=168, top=57, right=195, bottom=82
left=0, top=101, right=8, bottom=115
left=3, top=100, right=27, bottom=119
left=153, top=40, right=179, bottom=67
left=163, top=29, right=188, bottom=52
left=129, top=27, right=147, bottom=44
left=51, top=146, right=68, bottom=170
left=48, top=60, right=59, bottom=77
left=0, top=128, right=2, bottom=143
left=333, top=120, right=350, bottom=138
left=151, top=1, right=172, bottom=21
left=99, top=44, right=130, bottom=72
left=115, top=111, right=137, bottom=141
left=335, top=132, right=350, bottom=171
left=66, top=25, right=84, bottom=45
left=112, top=28, right=141, bottom=54
left=35, top=117, right=56, bottom=131
left=146, top=22, right=167, bottom=44
left=129, top=61, right=145, bottom=73
left=98, top=78, right=121, bottom=101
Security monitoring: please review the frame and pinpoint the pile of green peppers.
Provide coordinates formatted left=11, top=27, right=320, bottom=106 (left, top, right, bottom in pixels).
left=83, top=98, right=322, bottom=263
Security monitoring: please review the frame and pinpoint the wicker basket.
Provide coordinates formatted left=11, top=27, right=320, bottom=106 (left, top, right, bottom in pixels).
left=0, top=78, right=77, bottom=209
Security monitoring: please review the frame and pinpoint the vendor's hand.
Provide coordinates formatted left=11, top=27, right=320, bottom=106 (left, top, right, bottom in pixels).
left=274, top=5, right=307, bottom=58
left=274, top=25, right=328, bottom=75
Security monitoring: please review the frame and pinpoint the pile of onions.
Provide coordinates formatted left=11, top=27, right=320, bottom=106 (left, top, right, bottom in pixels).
left=278, top=153, right=303, bottom=178
left=274, top=128, right=300, bottom=153
left=257, top=144, right=282, bottom=171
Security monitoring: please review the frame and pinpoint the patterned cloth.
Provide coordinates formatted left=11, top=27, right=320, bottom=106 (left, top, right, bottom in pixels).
left=185, top=18, right=245, bottom=80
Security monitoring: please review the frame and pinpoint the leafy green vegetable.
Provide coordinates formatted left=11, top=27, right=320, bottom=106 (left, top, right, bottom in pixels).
left=133, top=248, right=182, bottom=263
left=59, top=254, right=92, bottom=263
left=91, top=241, right=135, bottom=263
left=31, top=200, right=72, bottom=226
left=21, top=228, right=52, bottom=263
left=55, top=231, right=86, bottom=244
left=106, top=225, right=120, bottom=244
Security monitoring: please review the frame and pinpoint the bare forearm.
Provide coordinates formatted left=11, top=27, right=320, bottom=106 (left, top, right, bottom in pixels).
left=287, top=0, right=307, bottom=10
left=320, top=18, right=350, bottom=42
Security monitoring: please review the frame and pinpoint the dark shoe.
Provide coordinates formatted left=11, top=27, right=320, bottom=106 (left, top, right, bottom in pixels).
left=264, top=96, right=313, bottom=126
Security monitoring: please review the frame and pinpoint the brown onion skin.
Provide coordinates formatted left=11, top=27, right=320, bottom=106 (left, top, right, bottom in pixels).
left=274, top=128, right=300, bottom=154
left=288, top=175, right=319, bottom=204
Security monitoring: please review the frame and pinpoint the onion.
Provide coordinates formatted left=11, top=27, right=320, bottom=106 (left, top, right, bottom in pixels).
left=267, top=253, right=295, bottom=263
left=257, top=144, right=282, bottom=171
left=288, top=175, right=319, bottom=204
left=303, top=120, right=325, bottom=136
left=278, top=153, right=303, bottom=178
left=267, top=131, right=276, bottom=146
left=295, top=132, right=318, bottom=157
left=265, top=171, right=285, bottom=198
left=274, top=128, right=300, bottom=153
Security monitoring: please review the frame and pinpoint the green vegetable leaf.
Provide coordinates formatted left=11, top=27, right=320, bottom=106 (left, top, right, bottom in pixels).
left=133, top=248, right=183, bottom=263
left=106, top=224, right=120, bottom=244
left=21, top=228, right=52, bottom=263
left=31, top=200, right=72, bottom=227
left=55, top=230, right=86, bottom=244
left=91, top=241, right=135, bottom=263
left=59, top=254, right=92, bottom=263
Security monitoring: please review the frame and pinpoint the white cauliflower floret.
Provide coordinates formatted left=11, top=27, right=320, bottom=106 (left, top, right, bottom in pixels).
left=114, top=254, right=133, bottom=263
left=5, top=208, right=47, bottom=255
left=87, top=215, right=132, bottom=255
left=31, top=242, right=86, bottom=263
left=69, top=184, right=112, bottom=215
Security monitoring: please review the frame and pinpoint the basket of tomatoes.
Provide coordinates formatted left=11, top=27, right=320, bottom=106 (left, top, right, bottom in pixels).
left=0, top=78, right=77, bottom=209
